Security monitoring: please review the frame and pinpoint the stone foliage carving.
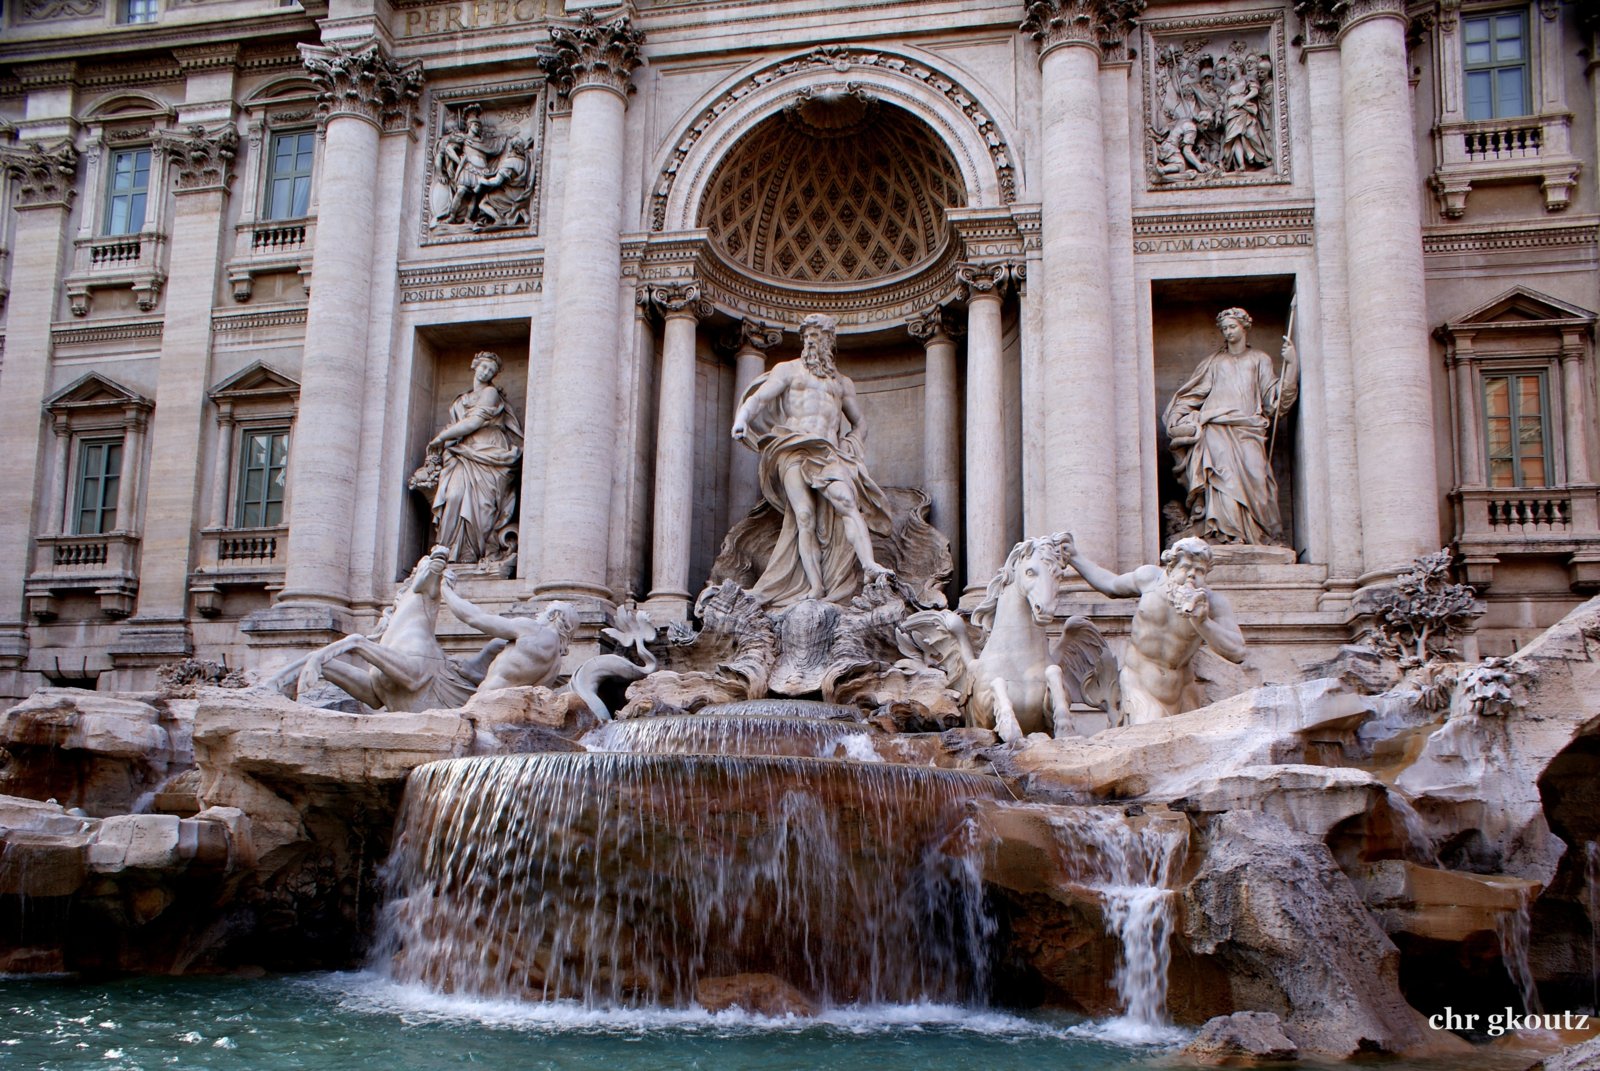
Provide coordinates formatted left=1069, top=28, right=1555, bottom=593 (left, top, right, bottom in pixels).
left=156, top=123, right=239, bottom=192
left=906, top=305, right=962, bottom=343
left=1365, top=550, right=1480, bottom=668
left=1021, top=0, right=1147, bottom=57
left=427, top=97, right=542, bottom=236
left=1064, top=534, right=1247, bottom=724
left=957, top=260, right=1024, bottom=297
left=642, top=279, right=712, bottom=320
left=1457, top=656, right=1525, bottom=719
left=21, top=0, right=100, bottom=19
left=0, top=141, right=80, bottom=208
left=300, top=41, right=424, bottom=132
left=1144, top=15, right=1288, bottom=188
left=540, top=9, right=646, bottom=98
left=1164, top=306, right=1298, bottom=546
left=409, top=351, right=523, bottom=573
left=1293, top=0, right=1407, bottom=47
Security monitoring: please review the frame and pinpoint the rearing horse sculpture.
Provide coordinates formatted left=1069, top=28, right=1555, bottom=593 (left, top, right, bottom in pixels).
left=897, top=535, right=1118, bottom=743
left=272, top=546, right=496, bottom=712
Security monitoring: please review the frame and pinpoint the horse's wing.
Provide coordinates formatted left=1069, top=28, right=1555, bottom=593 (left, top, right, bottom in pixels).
left=1052, top=615, right=1120, bottom=713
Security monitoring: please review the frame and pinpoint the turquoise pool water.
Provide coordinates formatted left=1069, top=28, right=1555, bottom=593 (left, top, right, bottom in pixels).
left=0, top=973, right=1543, bottom=1071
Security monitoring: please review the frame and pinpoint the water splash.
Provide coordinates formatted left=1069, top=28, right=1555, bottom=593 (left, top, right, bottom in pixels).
left=1384, top=787, right=1440, bottom=866
left=375, top=752, right=1004, bottom=1009
left=584, top=715, right=874, bottom=758
left=1042, top=807, right=1187, bottom=1041
left=1495, top=883, right=1542, bottom=1014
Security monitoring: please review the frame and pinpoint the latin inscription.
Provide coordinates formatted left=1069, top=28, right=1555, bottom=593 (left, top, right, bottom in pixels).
left=401, top=280, right=541, bottom=303
left=1133, top=231, right=1312, bottom=255
left=398, top=0, right=550, bottom=37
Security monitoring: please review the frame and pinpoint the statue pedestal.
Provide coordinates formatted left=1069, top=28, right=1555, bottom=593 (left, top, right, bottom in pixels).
left=1204, top=544, right=1298, bottom=566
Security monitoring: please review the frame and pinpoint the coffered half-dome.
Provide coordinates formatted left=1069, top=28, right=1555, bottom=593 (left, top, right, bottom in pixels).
left=697, top=94, right=969, bottom=284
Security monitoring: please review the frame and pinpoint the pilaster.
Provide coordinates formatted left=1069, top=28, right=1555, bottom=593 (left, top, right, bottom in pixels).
left=958, top=261, right=1021, bottom=604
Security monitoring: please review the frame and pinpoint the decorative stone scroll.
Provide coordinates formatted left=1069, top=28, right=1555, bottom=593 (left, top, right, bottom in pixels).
left=1293, top=0, right=1408, bottom=48
left=906, top=305, right=963, bottom=344
left=641, top=279, right=713, bottom=321
left=300, top=41, right=424, bottom=133
left=21, top=0, right=101, bottom=20
left=1020, top=0, right=1147, bottom=59
left=0, top=141, right=80, bottom=208
left=540, top=9, right=646, bottom=99
left=956, top=260, right=1024, bottom=298
left=1142, top=12, right=1289, bottom=189
left=156, top=123, right=240, bottom=192
left=424, top=82, right=546, bottom=241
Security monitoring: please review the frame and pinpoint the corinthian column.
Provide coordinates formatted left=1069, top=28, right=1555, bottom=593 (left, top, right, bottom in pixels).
left=1299, top=0, right=1440, bottom=578
left=272, top=41, right=420, bottom=624
left=725, top=319, right=782, bottom=521
left=1021, top=0, right=1144, bottom=564
left=958, top=262, right=1019, bottom=600
left=536, top=11, right=646, bottom=603
left=909, top=305, right=963, bottom=586
left=116, top=119, right=241, bottom=663
left=643, top=280, right=711, bottom=621
left=0, top=140, right=79, bottom=672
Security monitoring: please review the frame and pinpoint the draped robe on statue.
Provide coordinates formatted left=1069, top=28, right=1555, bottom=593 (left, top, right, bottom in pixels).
left=1163, top=346, right=1296, bottom=546
left=738, top=370, right=893, bottom=608
left=433, top=388, right=523, bottom=563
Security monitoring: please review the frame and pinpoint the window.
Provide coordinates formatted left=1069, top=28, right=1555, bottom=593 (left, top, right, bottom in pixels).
left=74, top=438, right=123, bottom=535
left=1483, top=371, right=1549, bottom=488
left=1463, top=11, right=1529, bottom=121
left=104, top=148, right=151, bottom=235
left=235, top=428, right=288, bottom=528
left=264, top=131, right=315, bottom=220
left=121, top=0, right=158, bottom=22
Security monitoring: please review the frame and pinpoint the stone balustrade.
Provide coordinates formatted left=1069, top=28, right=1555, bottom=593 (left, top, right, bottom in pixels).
left=64, top=232, right=167, bottom=316
left=25, top=532, right=141, bottom=620
left=227, top=218, right=315, bottom=302
left=1431, top=111, right=1580, bottom=217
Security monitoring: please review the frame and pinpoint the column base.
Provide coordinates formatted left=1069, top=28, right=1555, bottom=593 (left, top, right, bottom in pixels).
left=640, top=591, right=692, bottom=624
left=532, top=579, right=617, bottom=609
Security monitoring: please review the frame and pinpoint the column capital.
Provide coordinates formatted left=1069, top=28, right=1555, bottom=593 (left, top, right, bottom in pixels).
left=542, top=9, right=647, bottom=101
left=156, top=123, right=239, bottom=194
left=640, top=279, right=712, bottom=321
left=1294, top=0, right=1408, bottom=48
left=300, top=40, right=423, bottom=133
left=1021, top=0, right=1146, bottom=61
left=956, top=261, right=1024, bottom=300
left=722, top=317, right=784, bottom=355
left=0, top=140, right=78, bottom=209
left=907, top=305, right=964, bottom=344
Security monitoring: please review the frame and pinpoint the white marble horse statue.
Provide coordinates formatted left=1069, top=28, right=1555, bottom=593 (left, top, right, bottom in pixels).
left=897, top=534, right=1118, bottom=743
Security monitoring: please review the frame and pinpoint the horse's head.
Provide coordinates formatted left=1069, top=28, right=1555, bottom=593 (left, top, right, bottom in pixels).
left=403, top=546, right=450, bottom=599
left=973, top=537, right=1063, bottom=631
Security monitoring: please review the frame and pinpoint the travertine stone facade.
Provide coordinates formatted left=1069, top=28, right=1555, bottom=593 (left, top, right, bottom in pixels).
left=0, top=0, right=1595, bottom=697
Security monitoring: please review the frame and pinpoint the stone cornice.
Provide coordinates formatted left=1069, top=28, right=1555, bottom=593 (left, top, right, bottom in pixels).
left=0, top=139, right=79, bottom=208
left=156, top=122, right=239, bottom=193
left=1294, top=0, right=1408, bottom=47
left=541, top=9, right=647, bottom=100
left=1422, top=219, right=1600, bottom=257
left=641, top=279, right=712, bottom=320
left=300, top=40, right=423, bottom=133
left=51, top=319, right=162, bottom=348
left=172, top=43, right=241, bottom=73
left=1021, top=0, right=1147, bottom=61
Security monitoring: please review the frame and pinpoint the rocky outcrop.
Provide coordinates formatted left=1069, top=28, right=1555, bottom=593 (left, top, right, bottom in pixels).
left=1180, top=811, right=1432, bottom=1058
left=1535, top=1035, right=1600, bottom=1071
left=1182, top=1011, right=1299, bottom=1064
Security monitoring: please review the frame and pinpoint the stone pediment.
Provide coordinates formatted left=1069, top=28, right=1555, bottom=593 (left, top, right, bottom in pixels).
left=209, top=361, right=300, bottom=404
left=44, top=372, right=152, bottom=415
left=1443, top=286, right=1596, bottom=334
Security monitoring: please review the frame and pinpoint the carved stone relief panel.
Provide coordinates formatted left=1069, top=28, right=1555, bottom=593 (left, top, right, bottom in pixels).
left=1142, top=12, right=1290, bottom=190
left=422, top=80, right=546, bottom=243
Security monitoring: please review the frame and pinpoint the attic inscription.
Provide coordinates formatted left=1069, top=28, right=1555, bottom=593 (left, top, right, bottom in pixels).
left=397, top=0, right=551, bottom=36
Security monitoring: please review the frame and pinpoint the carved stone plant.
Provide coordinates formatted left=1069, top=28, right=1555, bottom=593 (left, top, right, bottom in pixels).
left=1366, top=549, right=1480, bottom=669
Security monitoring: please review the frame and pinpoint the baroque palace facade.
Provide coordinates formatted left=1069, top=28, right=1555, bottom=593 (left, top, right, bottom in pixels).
left=0, top=0, right=1596, bottom=698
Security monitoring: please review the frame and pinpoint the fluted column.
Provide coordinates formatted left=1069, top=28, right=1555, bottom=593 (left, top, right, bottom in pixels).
left=643, top=281, right=711, bottom=621
left=272, top=42, right=420, bottom=619
left=536, top=10, right=646, bottom=602
left=117, top=119, right=241, bottom=658
left=959, top=263, right=1017, bottom=600
left=908, top=305, right=963, bottom=591
left=725, top=319, right=782, bottom=521
left=1021, top=0, right=1143, bottom=563
left=0, top=138, right=79, bottom=671
left=1302, top=0, right=1441, bottom=577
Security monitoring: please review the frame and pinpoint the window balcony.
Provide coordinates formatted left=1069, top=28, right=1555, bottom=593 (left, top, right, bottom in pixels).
left=226, top=218, right=314, bottom=302
left=1430, top=111, right=1581, bottom=219
left=188, top=525, right=288, bottom=616
left=25, top=532, right=141, bottom=620
left=63, top=232, right=167, bottom=317
left=1454, top=486, right=1600, bottom=592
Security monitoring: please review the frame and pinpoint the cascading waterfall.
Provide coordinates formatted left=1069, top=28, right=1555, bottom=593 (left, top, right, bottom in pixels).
left=1496, top=883, right=1542, bottom=1014
left=374, top=704, right=1007, bottom=1010
left=583, top=714, right=877, bottom=759
left=1588, top=840, right=1600, bottom=1013
left=1042, top=807, right=1188, bottom=1036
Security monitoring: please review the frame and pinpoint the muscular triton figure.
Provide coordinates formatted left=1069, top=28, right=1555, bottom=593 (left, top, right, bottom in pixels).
left=1060, top=535, right=1247, bottom=724
left=441, top=573, right=576, bottom=693
left=731, top=312, right=894, bottom=607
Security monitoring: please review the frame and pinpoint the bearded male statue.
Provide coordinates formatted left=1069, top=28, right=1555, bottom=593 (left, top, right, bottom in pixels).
left=731, top=313, right=895, bottom=607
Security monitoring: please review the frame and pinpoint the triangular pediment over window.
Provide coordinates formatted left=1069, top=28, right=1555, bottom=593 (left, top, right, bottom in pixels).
left=1444, top=286, right=1597, bottom=333
left=209, top=361, right=300, bottom=405
left=44, top=373, right=153, bottom=416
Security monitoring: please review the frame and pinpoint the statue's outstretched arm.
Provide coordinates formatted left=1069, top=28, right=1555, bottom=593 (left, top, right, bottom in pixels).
left=441, top=576, right=520, bottom=642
